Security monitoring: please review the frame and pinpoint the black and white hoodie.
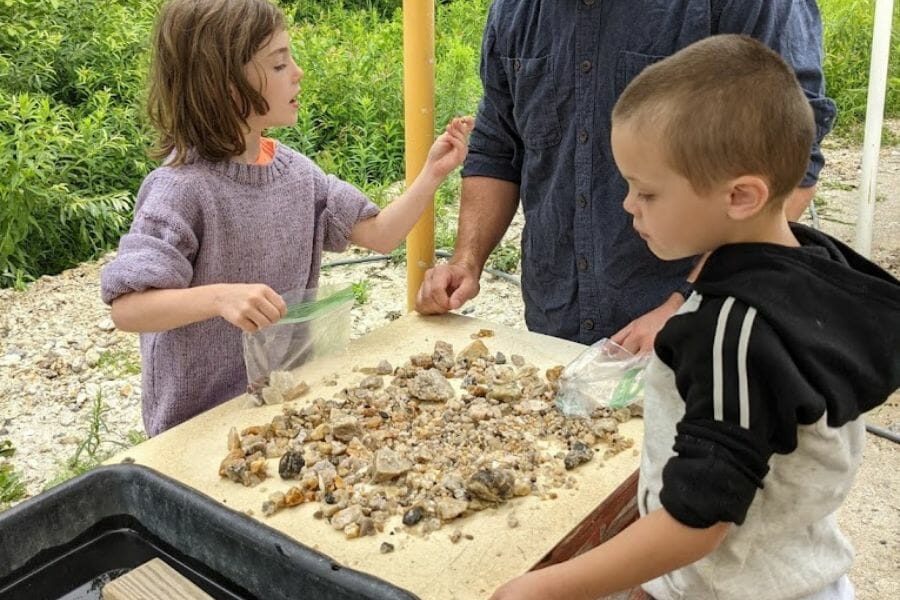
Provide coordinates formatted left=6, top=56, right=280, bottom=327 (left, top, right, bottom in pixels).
left=639, top=224, right=900, bottom=600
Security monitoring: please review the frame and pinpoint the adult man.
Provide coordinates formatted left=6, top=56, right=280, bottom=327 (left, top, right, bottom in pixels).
left=416, top=0, right=835, bottom=352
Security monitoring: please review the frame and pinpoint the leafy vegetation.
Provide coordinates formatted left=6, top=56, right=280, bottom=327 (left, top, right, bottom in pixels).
left=44, top=393, right=141, bottom=490
left=0, top=0, right=896, bottom=287
left=0, top=440, right=27, bottom=510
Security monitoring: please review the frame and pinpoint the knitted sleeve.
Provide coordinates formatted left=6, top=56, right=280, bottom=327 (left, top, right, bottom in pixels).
left=317, top=172, right=379, bottom=253
left=100, top=171, right=200, bottom=304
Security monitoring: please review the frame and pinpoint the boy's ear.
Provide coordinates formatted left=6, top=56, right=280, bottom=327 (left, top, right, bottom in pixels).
left=726, top=175, right=770, bottom=220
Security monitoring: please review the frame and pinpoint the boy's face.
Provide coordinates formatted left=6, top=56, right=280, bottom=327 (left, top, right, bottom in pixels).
left=611, top=120, right=732, bottom=261
left=243, top=29, right=304, bottom=132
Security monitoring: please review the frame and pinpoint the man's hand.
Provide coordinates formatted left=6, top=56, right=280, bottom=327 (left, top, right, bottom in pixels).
left=611, top=293, right=684, bottom=354
left=415, top=261, right=481, bottom=315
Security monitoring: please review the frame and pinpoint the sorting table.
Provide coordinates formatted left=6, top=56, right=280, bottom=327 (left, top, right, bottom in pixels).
left=110, top=313, right=642, bottom=599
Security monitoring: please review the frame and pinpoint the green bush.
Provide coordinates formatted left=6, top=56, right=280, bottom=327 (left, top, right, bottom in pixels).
left=4, top=0, right=895, bottom=288
left=0, top=0, right=154, bottom=287
left=0, top=0, right=487, bottom=287
left=820, top=0, right=900, bottom=136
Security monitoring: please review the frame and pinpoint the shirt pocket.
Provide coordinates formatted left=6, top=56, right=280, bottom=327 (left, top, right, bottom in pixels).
left=500, top=54, right=561, bottom=149
left=615, top=51, right=667, bottom=96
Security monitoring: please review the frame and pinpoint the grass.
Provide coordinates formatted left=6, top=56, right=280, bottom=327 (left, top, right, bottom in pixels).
left=44, top=392, right=144, bottom=490
left=820, top=0, right=900, bottom=140
left=352, top=279, right=370, bottom=304
left=0, top=440, right=27, bottom=510
left=96, top=347, right=140, bottom=377
left=489, top=241, right=521, bottom=273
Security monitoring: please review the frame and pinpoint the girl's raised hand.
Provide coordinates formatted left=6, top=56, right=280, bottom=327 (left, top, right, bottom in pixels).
left=214, top=283, right=287, bottom=333
left=425, top=116, right=474, bottom=181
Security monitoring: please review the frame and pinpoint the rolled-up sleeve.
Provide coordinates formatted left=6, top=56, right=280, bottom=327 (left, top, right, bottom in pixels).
left=460, top=2, right=523, bottom=183
left=100, top=174, right=199, bottom=304
left=721, top=0, right=837, bottom=186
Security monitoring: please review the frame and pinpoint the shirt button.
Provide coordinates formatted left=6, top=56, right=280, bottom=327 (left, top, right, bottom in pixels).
left=578, top=194, right=588, bottom=208
left=583, top=0, right=595, bottom=5
left=514, top=59, right=522, bottom=72
left=583, top=319, right=595, bottom=330
left=578, top=257, right=588, bottom=271
left=578, top=130, right=589, bottom=144
left=580, top=60, right=592, bottom=73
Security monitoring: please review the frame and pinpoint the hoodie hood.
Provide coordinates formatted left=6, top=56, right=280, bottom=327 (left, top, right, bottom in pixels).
left=694, top=223, right=900, bottom=424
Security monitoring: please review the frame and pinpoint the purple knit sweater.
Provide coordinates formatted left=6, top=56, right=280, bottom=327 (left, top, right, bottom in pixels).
left=101, top=143, right=379, bottom=436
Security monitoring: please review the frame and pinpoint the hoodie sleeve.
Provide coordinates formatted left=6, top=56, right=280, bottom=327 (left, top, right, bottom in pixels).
left=653, top=296, right=826, bottom=528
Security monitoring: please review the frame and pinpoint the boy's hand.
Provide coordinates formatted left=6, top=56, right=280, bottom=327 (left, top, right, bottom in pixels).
left=214, top=284, right=287, bottom=332
left=424, top=116, right=474, bottom=181
left=490, top=571, right=557, bottom=600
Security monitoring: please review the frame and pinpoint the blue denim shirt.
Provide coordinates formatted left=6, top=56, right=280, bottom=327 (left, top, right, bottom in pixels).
left=462, top=0, right=836, bottom=344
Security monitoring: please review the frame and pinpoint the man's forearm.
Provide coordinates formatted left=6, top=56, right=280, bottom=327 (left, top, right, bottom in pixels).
left=452, top=176, right=520, bottom=272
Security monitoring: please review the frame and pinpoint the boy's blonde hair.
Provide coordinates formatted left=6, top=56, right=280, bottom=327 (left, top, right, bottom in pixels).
left=147, top=0, right=285, bottom=166
left=612, top=35, right=816, bottom=202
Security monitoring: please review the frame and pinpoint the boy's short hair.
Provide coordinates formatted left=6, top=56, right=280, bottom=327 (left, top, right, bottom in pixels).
left=612, top=35, right=816, bottom=202
left=147, top=0, right=285, bottom=165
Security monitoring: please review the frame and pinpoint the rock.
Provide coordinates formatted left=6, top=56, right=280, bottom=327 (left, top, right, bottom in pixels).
left=96, top=317, right=116, bottom=332
left=487, top=383, right=521, bottom=403
left=564, top=441, right=594, bottom=470
left=331, top=416, right=362, bottom=442
left=331, top=505, right=363, bottom=530
left=458, top=339, right=490, bottom=363
left=84, top=350, right=101, bottom=368
left=372, top=448, right=412, bottom=483
left=437, top=497, right=469, bottom=521
left=380, top=542, right=395, bottom=554
left=467, top=469, right=515, bottom=503
left=375, top=360, right=393, bottom=375
left=359, top=375, right=384, bottom=390
left=407, top=369, right=455, bottom=402
left=0, top=354, right=22, bottom=367
left=432, top=340, right=455, bottom=373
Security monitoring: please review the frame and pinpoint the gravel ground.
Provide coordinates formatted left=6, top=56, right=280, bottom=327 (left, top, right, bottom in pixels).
left=1, top=142, right=897, bottom=598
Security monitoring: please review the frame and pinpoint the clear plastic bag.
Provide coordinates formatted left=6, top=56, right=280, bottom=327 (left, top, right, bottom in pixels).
left=555, top=338, right=650, bottom=418
left=243, top=285, right=354, bottom=404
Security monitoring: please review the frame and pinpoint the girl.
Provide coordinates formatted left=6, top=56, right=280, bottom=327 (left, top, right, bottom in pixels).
left=101, top=0, right=473, bottom=436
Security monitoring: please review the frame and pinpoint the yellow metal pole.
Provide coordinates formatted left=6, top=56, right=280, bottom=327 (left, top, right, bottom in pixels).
left=403, top=0, right=435, bottom=311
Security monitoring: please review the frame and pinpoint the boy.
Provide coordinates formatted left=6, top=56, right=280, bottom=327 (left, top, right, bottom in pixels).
left=490, top=35, right=899, bottom=600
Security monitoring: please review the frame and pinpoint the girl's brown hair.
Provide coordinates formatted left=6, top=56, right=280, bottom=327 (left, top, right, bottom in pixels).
left=147, top=0, right=285, bottom=165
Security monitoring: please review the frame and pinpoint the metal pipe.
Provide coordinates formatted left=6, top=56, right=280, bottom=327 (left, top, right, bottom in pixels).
left=854, top=0, right=895, bottom=257
left=403, top=0, right=436, bottom=310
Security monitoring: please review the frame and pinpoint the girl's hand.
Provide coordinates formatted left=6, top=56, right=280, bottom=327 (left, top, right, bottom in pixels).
left=214, top=284, right=287, bottom=332
left=425, top=116, right=474, bottom=181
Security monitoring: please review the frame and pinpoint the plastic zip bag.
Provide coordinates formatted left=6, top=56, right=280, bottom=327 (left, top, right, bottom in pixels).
left=243, top=285, right=354, bottom=404
left=555, top=338, right=650, bottom=418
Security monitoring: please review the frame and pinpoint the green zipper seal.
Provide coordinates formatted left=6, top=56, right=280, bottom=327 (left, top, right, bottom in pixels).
left=279, top=286, right=354, bottom=325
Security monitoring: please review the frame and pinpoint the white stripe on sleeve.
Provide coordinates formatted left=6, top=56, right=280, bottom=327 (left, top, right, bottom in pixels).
left=712, top=297, right=736, bottom=422
left=737, top=307, right=758, bottom=429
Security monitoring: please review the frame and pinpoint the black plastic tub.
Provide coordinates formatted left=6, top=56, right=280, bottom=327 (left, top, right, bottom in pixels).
left=0, top=464, right=418, bottom=600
